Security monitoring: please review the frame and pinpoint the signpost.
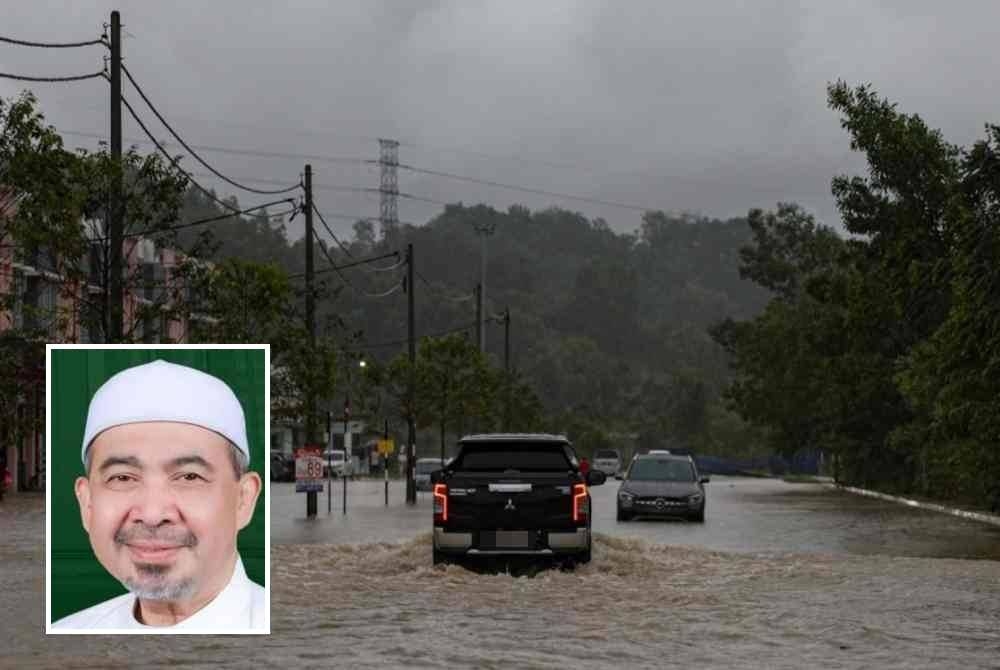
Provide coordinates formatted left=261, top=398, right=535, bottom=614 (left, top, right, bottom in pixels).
left=295, top=446, right=325, bottom=495
left=378, top=432, right=394, bottom=507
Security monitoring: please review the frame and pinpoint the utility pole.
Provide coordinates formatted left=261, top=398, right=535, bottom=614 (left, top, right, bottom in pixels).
left=343, top=392, right=349, bottom=515
left=326, top=410, right=332, bottom=514
left=406, top=243, right=416, bottom=505
left=503, top=307, right=511, bottom=431
left=383, top=418, right=389, bottom=507
left=475, top=283, right=482, bottom=353
left=472, top=221, right=496, bottom=353
left=108, top=11, right=123, bottom=342
left=304, top=164, right=317, bottom=518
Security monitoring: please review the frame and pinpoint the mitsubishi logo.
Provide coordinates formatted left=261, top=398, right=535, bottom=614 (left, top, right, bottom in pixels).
left=505, top=498, right=516, bottom=511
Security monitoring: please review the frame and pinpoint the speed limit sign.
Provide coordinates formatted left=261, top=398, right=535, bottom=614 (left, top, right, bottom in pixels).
left=295, top=446, right=325, bottom=493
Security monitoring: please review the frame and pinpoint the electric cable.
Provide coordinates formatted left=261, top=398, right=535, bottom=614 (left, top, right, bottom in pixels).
left=0, top=35, right=105, bottom=48
left=121, top=95, right=278, bottom=215
left=122, top=64, right=300, bottom=195
left=0, top=70, right=106, bottom=82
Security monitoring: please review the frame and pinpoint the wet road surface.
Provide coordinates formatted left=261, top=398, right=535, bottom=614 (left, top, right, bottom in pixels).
left=4, top=477, right=1000, bottom=669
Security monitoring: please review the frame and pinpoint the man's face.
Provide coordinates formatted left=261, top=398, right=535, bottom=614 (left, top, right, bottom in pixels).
left=75, top=422, right=260, bottom=604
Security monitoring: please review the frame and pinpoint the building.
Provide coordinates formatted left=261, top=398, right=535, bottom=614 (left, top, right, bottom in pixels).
left=0, top=195, right=210, bottom=495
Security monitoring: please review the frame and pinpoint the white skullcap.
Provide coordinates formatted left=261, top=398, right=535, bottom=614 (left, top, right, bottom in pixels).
left=82, top=359, right=249, bottom=465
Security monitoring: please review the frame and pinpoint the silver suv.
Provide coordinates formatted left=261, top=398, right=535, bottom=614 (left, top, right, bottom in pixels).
left=593, top=449, right=622, bottom=477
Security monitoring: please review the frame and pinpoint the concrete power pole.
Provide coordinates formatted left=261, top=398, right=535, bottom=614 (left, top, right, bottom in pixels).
left=406, top=243, right=416, bottom=505
left=473, top=221, right=496, bottom=352
left=475, top=283, right=482, bottom=353
left=304, top=164, right=317, bottom=518
left=108, top=11, right=123, bottom=342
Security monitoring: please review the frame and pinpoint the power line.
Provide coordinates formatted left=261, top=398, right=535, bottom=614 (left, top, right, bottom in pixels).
left=121, top=95, right=277, bottom=215
left=310, top=232, right=404, bottom=299
left=310, top=226, right=359, bottom=291
left=59, top=130, right=370, bottom=166
left=121, top=64, right=300, bottom=196
left=0, top=70, right=106, bottom=82
left=414, top=269, right=475, bottom=303
left=315, top=211, right=424, bottom=228
left=119, top=198, right=297, bottom=240
left=0, top=34, right=106, bottom=48
left=395, top=162, right=655, bottom=212
left=288, top=249, right=401, bottom=280
left=312, top=204, right=355, bottom=258
left=344, top=321, right=478, bottom=352
left=311, top=205, right=406, bottom=271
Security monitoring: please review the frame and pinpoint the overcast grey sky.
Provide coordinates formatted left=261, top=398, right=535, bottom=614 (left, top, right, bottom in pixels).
left=3, top=1, right=998, bottom=242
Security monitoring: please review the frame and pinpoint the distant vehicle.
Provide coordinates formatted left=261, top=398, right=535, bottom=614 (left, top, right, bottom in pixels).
left=270, top=450, right=294, bottom=482
left=415, top=457, right=447, bottom=491
left=617, top=453, right=709, bottom=523
left=323, top=449, right=353, bottom=477
left=430, top=433, right=606, bottom=566
left=593, top=449, right=622, bottom=476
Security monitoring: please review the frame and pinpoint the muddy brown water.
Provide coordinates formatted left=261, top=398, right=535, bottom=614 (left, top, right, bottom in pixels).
left=5, top=478, right=1000, bottom=669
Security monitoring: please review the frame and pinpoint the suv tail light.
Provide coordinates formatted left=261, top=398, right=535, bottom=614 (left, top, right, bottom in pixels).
left=433, top=483, right=448, bottom=523
left=572, top=483, right=588, bottom=523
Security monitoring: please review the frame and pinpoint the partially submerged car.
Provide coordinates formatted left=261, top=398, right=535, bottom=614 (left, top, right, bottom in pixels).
left=592, top=448, right=622, bottom=477
left=617, top=453, right=709, bottom=522
left=415, top=457, right=447, bottom=491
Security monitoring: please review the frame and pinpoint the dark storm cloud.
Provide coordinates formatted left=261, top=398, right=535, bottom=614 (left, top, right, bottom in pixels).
left=3, top=1, right=998, bottom=238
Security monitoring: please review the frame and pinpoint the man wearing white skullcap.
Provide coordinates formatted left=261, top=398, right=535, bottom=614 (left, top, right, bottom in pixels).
left=53, top=359, right=265, bottom=632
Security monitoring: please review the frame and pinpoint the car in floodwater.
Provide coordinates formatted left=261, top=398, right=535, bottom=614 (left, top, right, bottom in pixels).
left=322, top=449, right=353, bottom=478
left=415, top=457, right=448, bottom=491
left=430, top=433, right=606, bottom=566
left=617, top=453, right=709, bottom=522
left=592, top=448, right=622, bottom=477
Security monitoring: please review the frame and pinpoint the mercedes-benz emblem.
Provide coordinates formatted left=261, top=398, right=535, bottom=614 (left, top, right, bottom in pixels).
left=505, top=498, right=516, bottom=511
left=655, top=498, right=666, bottom=509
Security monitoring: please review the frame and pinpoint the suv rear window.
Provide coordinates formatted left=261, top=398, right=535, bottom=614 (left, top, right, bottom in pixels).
left=594, top=450, right=619, bottom=460
left=453, top=442, right=574, bottom=472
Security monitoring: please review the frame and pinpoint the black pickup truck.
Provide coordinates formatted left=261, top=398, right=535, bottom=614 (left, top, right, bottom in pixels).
left=430, top=433, right=606, bottom=566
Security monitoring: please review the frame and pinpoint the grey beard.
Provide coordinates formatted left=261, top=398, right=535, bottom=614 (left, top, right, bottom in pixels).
left=122, top=563, right=197, bottom=601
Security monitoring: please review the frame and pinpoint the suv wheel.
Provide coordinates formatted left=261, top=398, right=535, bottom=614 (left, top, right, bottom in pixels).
left=616, top=506, right=632, bottom=522
left=433, top=548, right=450, bottom=566
left=690, top=506, right=705, bottom=523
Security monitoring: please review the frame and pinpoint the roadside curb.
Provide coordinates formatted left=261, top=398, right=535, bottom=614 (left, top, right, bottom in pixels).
left=824, top=483, right=1000, bottom=527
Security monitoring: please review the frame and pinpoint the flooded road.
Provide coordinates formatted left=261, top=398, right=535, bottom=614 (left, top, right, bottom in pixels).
left=5, top=478, right=1000, bottom=668
left=271, top=475, right=1000, bottom=560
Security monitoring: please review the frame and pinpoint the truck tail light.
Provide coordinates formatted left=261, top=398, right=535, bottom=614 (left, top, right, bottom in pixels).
left=572, top=483, right=588, bottom=523
left=433, top=483, right=448, bottom=523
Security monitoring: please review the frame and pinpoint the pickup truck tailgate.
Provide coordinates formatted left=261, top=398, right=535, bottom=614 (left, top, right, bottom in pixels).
left=445, top=475, right=576, bottom=530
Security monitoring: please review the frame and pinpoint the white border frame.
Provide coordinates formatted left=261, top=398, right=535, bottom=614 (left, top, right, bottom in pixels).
left=44, top=343, right=271, bottom=635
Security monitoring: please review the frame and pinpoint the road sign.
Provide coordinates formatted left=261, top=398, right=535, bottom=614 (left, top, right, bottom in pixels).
left=295, top=446, right=325, bottom=493
left=377, top=439, right=395, bottom=456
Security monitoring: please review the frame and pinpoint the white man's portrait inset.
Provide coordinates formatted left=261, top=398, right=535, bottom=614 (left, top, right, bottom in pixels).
left=47, top=347, right=269, bottom=634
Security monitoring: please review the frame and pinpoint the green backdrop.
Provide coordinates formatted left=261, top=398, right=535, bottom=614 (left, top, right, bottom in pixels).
left=49, top=348, right=267, bottom=623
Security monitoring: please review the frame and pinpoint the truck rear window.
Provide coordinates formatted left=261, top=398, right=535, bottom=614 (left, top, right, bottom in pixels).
left=453, top=443, right=573, bottom=472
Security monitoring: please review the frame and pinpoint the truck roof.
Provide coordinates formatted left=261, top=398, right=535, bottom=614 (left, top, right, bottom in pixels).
left=458, top=433, right=571, bottom=444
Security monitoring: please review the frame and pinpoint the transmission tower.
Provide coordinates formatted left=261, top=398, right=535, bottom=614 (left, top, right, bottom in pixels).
left=378, top=138, right=399, bottom=238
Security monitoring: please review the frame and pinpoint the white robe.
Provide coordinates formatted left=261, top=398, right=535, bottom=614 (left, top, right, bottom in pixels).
left=52, top=555, right=267, bottom=633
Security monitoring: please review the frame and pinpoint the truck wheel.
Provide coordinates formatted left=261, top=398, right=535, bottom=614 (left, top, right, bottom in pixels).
left=433, top=549, right=449, bottom=566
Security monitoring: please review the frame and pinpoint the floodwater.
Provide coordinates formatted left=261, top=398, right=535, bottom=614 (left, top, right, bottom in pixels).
left=5, top=478, right=1000, bottom=669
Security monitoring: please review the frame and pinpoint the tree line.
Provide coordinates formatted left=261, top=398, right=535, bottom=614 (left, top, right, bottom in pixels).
left=7, top=81, right=995, bottom=508
left=713, top=82, right=1000, bottom=508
